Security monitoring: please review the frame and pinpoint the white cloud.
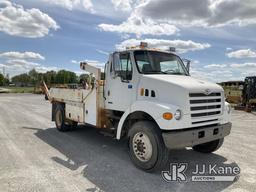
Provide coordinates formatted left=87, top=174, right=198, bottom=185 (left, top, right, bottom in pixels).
left=204, top=64, right=227, bottom=69
left=0, top=51, right=45, bottom=60
left=111, top=0, right=132, bottom=12
left=40, top=0, right=93, bottom=11
left=0, top=50, right=58, bottom=76
left=71, top=60, right=79, bottom=64
left=190, top=68, right=235, bottom=82
left=192, top=60, right=200, bottom=64
left=98, top=14, right=179, bottom=36
left=0, top=1, right=59, bottom=38
left=5, top=59, right=40, bottom=68
left=192, top=61, right=256, bottom=82
left=139, top=0, right=256, bottom=27
left=230, top=63, right=256, bottom=68
left=96, top=49, right=109, bottom=55
left=100, top=0, right=256, bottom=36
left=226, top=47, right=233, bottom=51
left=116, top=38, right=211, bottom=53
left=226, top=49, right=256, bottom=58
left=35, top=66, right=59, bottom=73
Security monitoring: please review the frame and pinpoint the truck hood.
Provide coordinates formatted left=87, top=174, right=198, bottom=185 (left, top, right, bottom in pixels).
left=143, top=75, right=223, bottom=92
left=138, top=75, right=224, bottom=113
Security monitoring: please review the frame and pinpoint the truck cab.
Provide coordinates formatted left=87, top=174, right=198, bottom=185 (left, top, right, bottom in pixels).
left=46, top=43, right=232, bottom=172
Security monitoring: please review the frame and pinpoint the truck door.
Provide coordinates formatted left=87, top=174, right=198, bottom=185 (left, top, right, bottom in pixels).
left=105, top=52, right=134, bottom=111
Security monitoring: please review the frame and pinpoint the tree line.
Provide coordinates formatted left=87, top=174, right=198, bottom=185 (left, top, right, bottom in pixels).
left=8, top=69, right=105, bottom=87
left=0, top=73, right=9, bottom=86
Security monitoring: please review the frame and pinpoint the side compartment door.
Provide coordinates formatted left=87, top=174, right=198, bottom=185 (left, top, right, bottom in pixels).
left=105, top=52, right=134, bottom=111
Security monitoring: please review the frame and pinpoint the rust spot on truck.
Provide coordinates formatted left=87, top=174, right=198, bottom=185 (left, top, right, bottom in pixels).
left=97, top=108, right=112, bottom=129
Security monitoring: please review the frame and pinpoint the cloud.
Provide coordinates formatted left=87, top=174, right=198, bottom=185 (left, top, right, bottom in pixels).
left=111, top=0, right=132, bottom=12
left=0, top=51, right=45, bottom=60
left=230, top=63, right=256, bottom=68
left=190, top=68, right=235, bottom=82
left=71, top=60, right=79, bottom=64
left=39, top=0, right=93, bottom=11
left=204, top=64, right=227, bottom=69
left=116, top=38, right=211, bottom=53
left=139, top=0, right=256, bottom=27
left=99, top=0, right=256, bottom=36
left=35, top=66, right=59, bottom=73
left=226, top=49, right=256, bottom=58
left=0, top=50, right=58, bottom=76
left=96, top=49, right=109, bottom=55
left=99, top=15, right=179, bottom=37
left=5, top=59, right=40, bottom=68
left=192, top=61, right=256, bottom=82
left=0, top=1, right=59, bottom=38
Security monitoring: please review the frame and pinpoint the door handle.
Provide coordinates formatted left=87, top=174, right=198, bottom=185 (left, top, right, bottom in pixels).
left=107, top=90, right=110, bottom=96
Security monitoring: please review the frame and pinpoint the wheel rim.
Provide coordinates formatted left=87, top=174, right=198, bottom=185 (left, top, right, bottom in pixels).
left=56, top=110, right=62, bottom=127
left=132, top=132, right=153, bottom=162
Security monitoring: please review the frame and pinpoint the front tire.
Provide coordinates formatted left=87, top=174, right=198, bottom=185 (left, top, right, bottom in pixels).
left=128, top=121, right=169, bottom=172
left=192, top=138, right=224, bottom=153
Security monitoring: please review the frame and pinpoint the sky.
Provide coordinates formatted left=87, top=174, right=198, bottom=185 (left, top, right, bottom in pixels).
left=0, top=0, right=256, bottom=82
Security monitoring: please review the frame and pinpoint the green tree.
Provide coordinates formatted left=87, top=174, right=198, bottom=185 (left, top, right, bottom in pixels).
left=28, top=69, right=38, bottom=85
left=56, top=70, right=78, bottom=84
left=0, top=74, right=4, bottom=86
left=12, top=73, right=31, bottom=86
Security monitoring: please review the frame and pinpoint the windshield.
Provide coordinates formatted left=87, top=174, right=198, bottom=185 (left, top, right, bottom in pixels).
left=134, top=50, right=188, bottom=75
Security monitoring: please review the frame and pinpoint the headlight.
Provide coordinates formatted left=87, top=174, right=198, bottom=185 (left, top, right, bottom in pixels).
left=174, top=109, right=182, bottom=120
left=227, top=104, right=231, bottom=114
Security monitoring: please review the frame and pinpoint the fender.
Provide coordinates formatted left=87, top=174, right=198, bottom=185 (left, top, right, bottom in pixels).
left=116, top=100, right=184, bottom=139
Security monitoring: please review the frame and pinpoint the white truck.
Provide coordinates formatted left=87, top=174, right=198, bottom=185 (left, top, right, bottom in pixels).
left=44, top=42, right=232, bottom=172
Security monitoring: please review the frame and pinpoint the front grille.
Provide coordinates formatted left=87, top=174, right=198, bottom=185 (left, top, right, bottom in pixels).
left=190, top=99, right=221, bottom=104
left=191, top=111, right=221, bottom=118
left=191, top=105, right=221, bottom=111
left=189, top=93, right=221, bottom=97
left=192, top=119, right=219, bottom=125
left=189, top=92, right=222, bottom=124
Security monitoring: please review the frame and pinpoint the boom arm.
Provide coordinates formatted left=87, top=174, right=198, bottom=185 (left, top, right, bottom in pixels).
left=80, top=62, right=101, bottom=80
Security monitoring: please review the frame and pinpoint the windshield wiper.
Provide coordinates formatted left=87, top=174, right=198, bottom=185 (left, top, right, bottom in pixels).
left=160, top=71, right=184, bottom=75
left=144, top=71, right=165, bottom=74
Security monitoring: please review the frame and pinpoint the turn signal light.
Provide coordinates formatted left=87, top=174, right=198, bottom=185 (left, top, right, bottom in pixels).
left=163, top=112, right=173, bottom=120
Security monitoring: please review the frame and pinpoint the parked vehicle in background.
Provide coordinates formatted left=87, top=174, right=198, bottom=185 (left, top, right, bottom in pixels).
left=43, top=42, right=232, bottom=172
left=242, top=76, right=256, bottom=111
left=220, top=81, right=244, bottom=104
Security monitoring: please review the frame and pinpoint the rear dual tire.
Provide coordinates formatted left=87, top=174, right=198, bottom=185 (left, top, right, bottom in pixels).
left=55, top=104, right=77, bottom=132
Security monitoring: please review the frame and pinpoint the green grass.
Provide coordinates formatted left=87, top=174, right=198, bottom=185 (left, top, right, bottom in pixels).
left=0, top=87, right=40, bottom=93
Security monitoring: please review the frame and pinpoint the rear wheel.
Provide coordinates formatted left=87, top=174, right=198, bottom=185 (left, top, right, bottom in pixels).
left=55, top=104, right=77, bottom=131
left=192, top=138, right=224, bottom=153
left=128, top=121, right=169, bottom=172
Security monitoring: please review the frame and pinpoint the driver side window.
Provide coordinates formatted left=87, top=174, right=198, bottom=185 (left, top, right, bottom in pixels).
left=113, top=52, right=132, bottom=81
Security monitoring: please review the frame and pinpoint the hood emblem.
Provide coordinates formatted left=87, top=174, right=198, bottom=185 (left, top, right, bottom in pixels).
left=204, top=89, right=212, bottom=95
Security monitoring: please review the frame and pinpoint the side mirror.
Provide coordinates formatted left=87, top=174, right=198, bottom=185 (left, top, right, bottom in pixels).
left=183, top=59, right=191, bottom=74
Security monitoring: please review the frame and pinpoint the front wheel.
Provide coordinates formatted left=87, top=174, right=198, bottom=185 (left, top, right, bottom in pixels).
left=128, top=121, right=169, bottom=172
left=192, top=138, right=224, bottom=153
